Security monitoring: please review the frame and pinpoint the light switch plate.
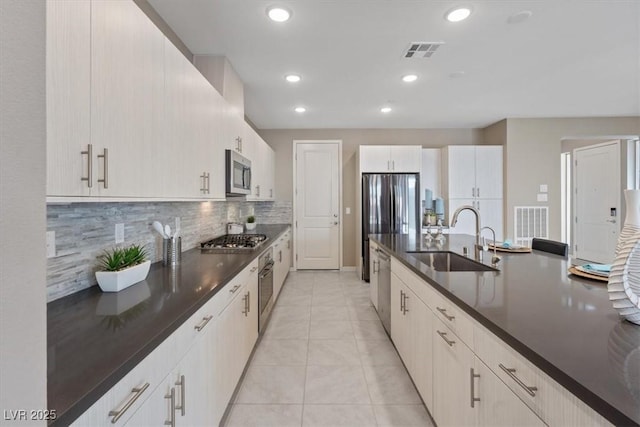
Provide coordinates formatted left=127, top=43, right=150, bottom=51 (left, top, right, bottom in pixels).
left=115, top=223, right=125, bottom=243
left=537, top=193, right=548, bottom=202
left=46, top=231, right=56, bottom=258
left=539, top=184, right=548, bottom=193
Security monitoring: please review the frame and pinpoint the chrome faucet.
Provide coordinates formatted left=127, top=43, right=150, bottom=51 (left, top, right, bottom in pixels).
left=481, top=226, right=501, bottom=267
left=450, top=205, right=482, bottom=249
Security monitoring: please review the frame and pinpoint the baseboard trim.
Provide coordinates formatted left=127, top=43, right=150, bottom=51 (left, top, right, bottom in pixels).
left=340, top=266, right=356, bottom=272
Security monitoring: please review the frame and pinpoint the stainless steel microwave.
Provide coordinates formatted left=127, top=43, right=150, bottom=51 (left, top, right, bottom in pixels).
left=226, top=150, right=252, bottom=196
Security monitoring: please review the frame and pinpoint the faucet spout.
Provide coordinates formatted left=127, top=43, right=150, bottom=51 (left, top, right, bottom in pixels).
left=451, top=205, right=482, bottom=248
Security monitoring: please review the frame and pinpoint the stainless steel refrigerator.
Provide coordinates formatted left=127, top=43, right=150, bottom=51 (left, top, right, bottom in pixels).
left=362, top=173, right=420, bottom=281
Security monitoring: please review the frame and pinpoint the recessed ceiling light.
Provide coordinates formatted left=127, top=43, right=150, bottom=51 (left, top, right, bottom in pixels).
left=267, top=6, right=291, bottom=22
left=402, top=74, right=418, bottom=83
left=445, top=6, right=472, bottom=22
left=507, top=10, right=533, bottom=24
left=285, top=74, right=301, bottom=83
left=380, top=107, right=392, bottom=114
left=294, top=106, right=306, bottom=113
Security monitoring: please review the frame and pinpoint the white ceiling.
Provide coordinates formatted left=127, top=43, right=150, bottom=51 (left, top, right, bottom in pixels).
left=148, top=0, right=640, bottom=130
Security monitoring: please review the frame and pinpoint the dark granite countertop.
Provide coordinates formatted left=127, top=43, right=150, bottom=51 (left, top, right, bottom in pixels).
left=371, top=233, right=640, bottom=426
left=47, top=224, right=290, bottom=426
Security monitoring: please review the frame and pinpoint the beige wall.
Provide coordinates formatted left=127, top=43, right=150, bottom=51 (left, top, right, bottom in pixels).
left=259, top=128, right=482, bottom=267
left=504, top=117, right=640, bottom=241
left=0, top=0, right=48, bottom=420
left=481, top=119, right=507, bottom=146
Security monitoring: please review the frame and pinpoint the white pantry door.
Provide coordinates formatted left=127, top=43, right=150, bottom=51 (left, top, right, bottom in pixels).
left=574, top=141, right=620, bottom=263
left=295, top=142, right=341, bottom=269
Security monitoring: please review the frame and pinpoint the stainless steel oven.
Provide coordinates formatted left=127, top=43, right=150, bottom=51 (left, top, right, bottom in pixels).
left=258, top=248, right=275, bottom=333
left=225, top=150, right=252, bottom=196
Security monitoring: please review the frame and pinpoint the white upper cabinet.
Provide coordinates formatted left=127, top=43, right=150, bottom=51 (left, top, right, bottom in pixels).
left=360, top=145, right=422, bottom=173
left=90, top=0, right=165, bottom=197
left=443, top=146, right=503, bottom=200
left=46, top=0, right=91, bottom=197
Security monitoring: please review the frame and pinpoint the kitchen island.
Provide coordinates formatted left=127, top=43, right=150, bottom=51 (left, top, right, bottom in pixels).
left=47, top=224, right=290, bottom=426
left=371, top=233, right=639, bottom=426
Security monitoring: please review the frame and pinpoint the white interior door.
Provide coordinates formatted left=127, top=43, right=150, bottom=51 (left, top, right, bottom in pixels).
left=574, top=141, right=621, bottom=263
left=295, top=142, right=341, bottom=269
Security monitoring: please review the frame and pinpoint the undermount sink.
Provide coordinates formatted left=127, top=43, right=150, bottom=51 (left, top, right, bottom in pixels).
left=406, top=251, right=497, bottom=272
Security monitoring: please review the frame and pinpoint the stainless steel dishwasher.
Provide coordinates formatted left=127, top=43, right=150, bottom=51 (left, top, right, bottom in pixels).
left=377, top=249, right=391, bottom=335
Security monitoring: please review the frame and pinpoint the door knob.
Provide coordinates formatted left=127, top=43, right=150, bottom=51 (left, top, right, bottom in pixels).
left=333, top=214, right=338, bottom=218
left=333, top=221, right=339, bottom=225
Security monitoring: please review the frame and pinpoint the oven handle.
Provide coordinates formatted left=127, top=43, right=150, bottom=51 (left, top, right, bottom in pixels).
left=259, top=261, right=275, bottom=279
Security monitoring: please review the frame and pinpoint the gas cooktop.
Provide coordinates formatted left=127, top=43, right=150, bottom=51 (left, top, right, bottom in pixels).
left=200, top=234, right=268, bottom=252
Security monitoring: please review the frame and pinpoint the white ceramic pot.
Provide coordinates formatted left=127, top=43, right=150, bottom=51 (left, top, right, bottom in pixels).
left=608, top=189, right=640, bottom=325
left=96, top=260, right=151, bottom=293
left=246, top=222, right=256, bottom=231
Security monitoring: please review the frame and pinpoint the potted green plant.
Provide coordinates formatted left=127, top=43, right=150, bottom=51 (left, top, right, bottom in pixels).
left=95, top=244, right=151, bottom=292
left=246, top=215, right=256, bottom=231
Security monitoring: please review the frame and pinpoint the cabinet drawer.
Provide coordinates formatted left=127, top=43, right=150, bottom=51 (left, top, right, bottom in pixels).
left=430, top=288, right=474, bottom=346
left=217, top=260, right=258, bottom=313
left=474, top=325, right=612, bottom=426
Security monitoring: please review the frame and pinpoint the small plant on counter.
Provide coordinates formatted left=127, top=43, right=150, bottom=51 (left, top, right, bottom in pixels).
left=247, top=215, right=256, bottom=224
left=98, top=244, right=148, bottom=272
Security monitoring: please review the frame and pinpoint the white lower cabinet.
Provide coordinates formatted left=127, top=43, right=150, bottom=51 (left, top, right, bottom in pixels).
left=432, top=319, right=475, bottom=427
left=390, top=272, right=434, bottom=409
left=272, top=229, right=291, bottom=300
left=388, top=253, right=610, bottom=427
left=369, top=241, right=379, bottom=309
left=72, top=261, right=259, bottom=426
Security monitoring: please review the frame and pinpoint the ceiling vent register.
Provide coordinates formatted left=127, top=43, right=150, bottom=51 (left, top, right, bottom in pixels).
left=403, top=42, right=444, bottom=58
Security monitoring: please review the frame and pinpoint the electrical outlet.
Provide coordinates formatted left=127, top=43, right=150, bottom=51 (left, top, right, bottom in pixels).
left=539, top=184, right=548, bottom=193
left=175, top=217, right=181, bottom=231
left=537, top=193, right=548, bottom=202
left=46, top=231, right=56, bottom=258
left=115, top=223, right=125, bottom=243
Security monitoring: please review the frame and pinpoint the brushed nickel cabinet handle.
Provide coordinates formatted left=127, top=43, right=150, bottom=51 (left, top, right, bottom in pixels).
left=287, top=240, right=290, bottom=249
left=437, top=330, right=456, bottom=347
left=200, top=172, right=207, bottom=193
left=242, top=294, right=248, bottom=316
left=270, top=188, right=273, bottom=198
left=470, top=368, right=481, bottom=408
left=229, top=284, right=241, bottom=294
left=402, top=292, right=409, bottom=315
left=81, top=144, right=93, bottom=188
left=400, top=290, right=404, bottom=312
left=164, top=387, right=175, bottom=427
left=175, top=375, right=185, bottom=416
left=97, top=148, right=108, bottom=189
left=247, top=291, right=250, bottom=313
left=194, top=315, right=213, bottom=332
left=499, top=364, right=538, bottom=397
left=392, top=160, right=395, bottom=170
left=250, top=266, right=258, bottom=273
left=437, top=307, right=455, bottom=321
left=279, top=251, right=282, bottom=262
left=108, top=382, right=150, bottom=423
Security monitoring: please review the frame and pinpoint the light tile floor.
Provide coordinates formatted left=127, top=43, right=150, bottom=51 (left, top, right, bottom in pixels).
left=224, top=271, right=435, bottom=427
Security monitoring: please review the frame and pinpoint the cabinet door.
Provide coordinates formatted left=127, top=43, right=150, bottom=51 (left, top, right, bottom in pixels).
left=265, top=144, right=276, bottom=199
left=411, top=298, right=433, bottom=409
left=475, top=359, right=545, bottom=427
left=476, top=199, right=504, bottom=241
left=433, top=320, right=475, bottom=427
left=390, top=273, right=411, bottom=371
left=474, top=146, right=503, bottom=199
left=46, top=0, right=92, bottom=197
left=446, top=146, right=476, bottom=199
left=244, top=270, right=259, bottom=362
left=390, top=146, right=422, bottom=172
left=90, top=0, right=164, bottom=197
left=369, top=245, right=379, bottom=309
left=360, top=146, right=391, bottom=172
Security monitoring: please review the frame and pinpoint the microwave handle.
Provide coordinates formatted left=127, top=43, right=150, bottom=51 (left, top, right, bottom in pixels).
left=244, top=167, right=251, bottom=189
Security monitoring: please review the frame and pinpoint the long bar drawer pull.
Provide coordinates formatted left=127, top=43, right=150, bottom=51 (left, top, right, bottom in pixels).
left=499, top=363, right=538, bottom=397
left=81, top=144, right=93, bottom=187
left=229, top=284, right=241, bottom=293
left=437, top=307, right=455, bottom=321
left=175, top=375, right=185, bottom=416
left=437, top=330, right=456, bottom=347
left=470, top=368, right=481, bottom=408
left=194, top=315, right=213, bottom=331
left=108, top=382, right=150, bottom=423
left=164, top=387, right=175, bottom=427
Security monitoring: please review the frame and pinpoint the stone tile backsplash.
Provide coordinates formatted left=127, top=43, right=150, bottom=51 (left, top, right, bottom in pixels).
left=46, top=200, right=292, bottom=302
